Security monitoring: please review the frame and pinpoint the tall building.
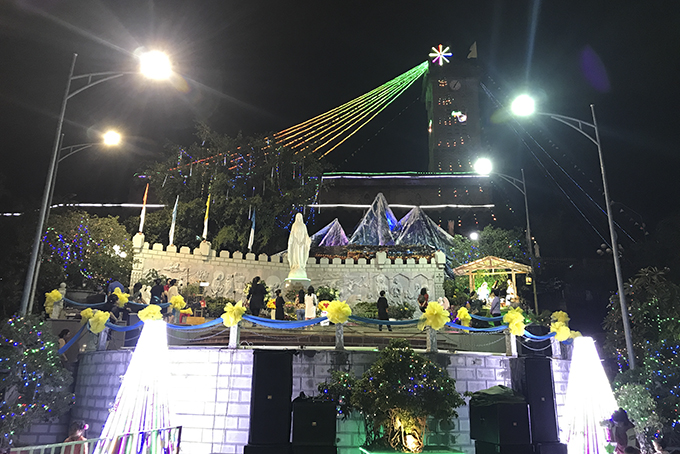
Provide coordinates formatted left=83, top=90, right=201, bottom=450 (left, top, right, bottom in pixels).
left=424, top=54, right=482, bottom=172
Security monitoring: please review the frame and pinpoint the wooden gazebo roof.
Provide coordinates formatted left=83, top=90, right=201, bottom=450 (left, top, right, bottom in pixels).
left=453, top=256, right=531, bottom=276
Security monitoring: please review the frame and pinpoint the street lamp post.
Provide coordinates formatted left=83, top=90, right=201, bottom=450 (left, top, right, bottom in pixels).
left=511, top=96, right=636, bottom=370
left=19, top=51, right=171, bottom=316
left=474, top=159, right=539, bottom=314
left=26, top=132, right=122, bottom=312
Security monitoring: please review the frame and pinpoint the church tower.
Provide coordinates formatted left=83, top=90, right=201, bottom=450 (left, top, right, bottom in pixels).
left=424, top=45, right=482, bottom=172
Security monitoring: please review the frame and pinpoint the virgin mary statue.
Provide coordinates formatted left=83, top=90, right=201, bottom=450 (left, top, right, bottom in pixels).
left=287, top=213, right=311, bottom=280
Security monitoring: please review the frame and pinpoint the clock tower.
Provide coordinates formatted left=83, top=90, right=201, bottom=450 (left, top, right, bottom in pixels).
left=424, top=49, right=482, bottom=172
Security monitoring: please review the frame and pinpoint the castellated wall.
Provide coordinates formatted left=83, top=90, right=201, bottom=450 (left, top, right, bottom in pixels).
left=58, top=348, right=570, bottom=454
left=131, top=234, right=447, bottom=304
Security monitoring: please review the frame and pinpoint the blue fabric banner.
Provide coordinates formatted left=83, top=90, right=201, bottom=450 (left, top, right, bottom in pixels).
left=470, top=313, right=504, bottom=322
left=63, top=297, right=107, bottom=309
left=242, top=314, right=327, bottom=329
left=445, top=321, right=508, bottom=332
left=348, top=315, right=419, bottom=326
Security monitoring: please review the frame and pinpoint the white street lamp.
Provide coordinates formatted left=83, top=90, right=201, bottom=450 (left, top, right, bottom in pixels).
left=474, top=158, right=539, bottom=314
left=469, top=232, right=480, bottom=241
left=26, top=130, right=124, bottom=312
left=510, top=95, right=636, bottom=370
left=511, top=94, right=536, bottom=117
left=20, top=51, right=172, bottom=316
left=139, top=51, right=172, bottom=80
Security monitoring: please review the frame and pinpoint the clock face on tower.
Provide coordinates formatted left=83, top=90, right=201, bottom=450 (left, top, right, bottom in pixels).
left=449, top=80, right=461, bottom=91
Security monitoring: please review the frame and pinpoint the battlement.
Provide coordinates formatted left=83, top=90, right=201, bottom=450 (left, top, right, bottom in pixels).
left=131, top=233, right=446, bottom=303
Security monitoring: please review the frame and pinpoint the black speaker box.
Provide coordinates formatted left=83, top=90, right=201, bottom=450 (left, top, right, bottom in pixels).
left=475, top=441, right=534, bottom=454
left=292, top=446, right=337, bottom=454
left=292, top=399, right=337, bottom=446
left=517, top=324, right=552, bottom=357
left=124, top=314, right=141, bottom=347
left=534, top=442, right=568, bottom=454
left=244, top=445, right=290, bottom=454
left=510, top=357, right=559, bottom=443
left=470, top=402, right=531, bottom=445
left=248, top=350, right=294, bottom=446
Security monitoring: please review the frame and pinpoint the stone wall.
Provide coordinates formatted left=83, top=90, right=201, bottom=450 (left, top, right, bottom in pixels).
left=131, top=234, right=447, bottom=303
left=58, top=347, right=569, bottom=454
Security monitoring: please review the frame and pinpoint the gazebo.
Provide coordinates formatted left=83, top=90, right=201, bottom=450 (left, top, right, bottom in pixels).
left=452, top=256, right=532, bottom=295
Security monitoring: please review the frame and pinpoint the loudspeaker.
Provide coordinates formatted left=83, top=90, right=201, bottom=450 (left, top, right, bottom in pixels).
left=510, top=357, right=559, bottom=443
left=247, top=350, right=294, bottom=446
left=517, top=324, right=552, bottom=357
left=470, top=402, right=531, bottom=445
left=474, top=441, right=534, bottom=454
left=124, top=314, right=141, bottom=347
left=292, top=399, right=336, bottom=446
left=534, top=442, right=568, bottom=454
left=292, top=447, right=337, bottom=454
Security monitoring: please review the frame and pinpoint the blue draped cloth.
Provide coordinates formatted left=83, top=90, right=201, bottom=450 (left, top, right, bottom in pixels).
left=242, top=314, right=327, bottom=329
left=446, top=321, right=508, bottom=332
left=348, top=315, right=419, bottom=326
left=470, top=313, right=504, bottom=322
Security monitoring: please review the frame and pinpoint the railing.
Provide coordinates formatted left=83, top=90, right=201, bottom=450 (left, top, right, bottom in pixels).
left=10, top=426, right=181, bottom=454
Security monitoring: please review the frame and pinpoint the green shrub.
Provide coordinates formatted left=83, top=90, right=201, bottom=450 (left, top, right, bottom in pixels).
left=387, top=302, right=416, bottom=320
left=316, top=285, right=339, bottom=301
left=203, top=296, right=236, bottom=318
left=353, top=301, right=378, bottom=319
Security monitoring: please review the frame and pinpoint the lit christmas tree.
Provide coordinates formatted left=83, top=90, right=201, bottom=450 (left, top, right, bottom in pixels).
left=0, top=316, right=74, bottom=450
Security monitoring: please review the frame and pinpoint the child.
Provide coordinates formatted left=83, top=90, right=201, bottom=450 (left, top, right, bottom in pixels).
left=63, top=420, right=88, bottom=454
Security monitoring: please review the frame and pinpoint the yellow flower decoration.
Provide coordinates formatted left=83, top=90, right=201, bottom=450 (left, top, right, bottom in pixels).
left=456, top=307, right=472, bottom=327
left=551, top=311, right=570, bottom=325
left=44, top=289, right=62, bottom=315
left=89, top=310, right=110, bottom=334
left=503, top=307, right=526, bottom=336
left=550, top=322, right=571, bottom=342
left=570, top=330, right=582, bottom=339
left=113, top=287, right=129, bottom=307
left=180, top=308, right=193, bottom=315
left=80, top=308, right=94, bottom=324
left=221, top=301, right=247, bottom=327
left=266, top=299, right=276, bottom=309
left=169, top=294, right=186, bottom=311
left=418, top=301, right=450, bottom=331
left=326, top=300, right=351, bottom=324
left=138, top=304, right=162, bottom=322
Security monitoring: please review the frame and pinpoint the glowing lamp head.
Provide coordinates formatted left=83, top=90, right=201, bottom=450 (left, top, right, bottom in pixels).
left=140, top=51, right=172, bottom=80
left=474, top=158, right=493, bottom=175
left=470, top=232, right=479, bottom=241
left=511, top=94, right=536, bottom=117
left=103, top=130, right=121, bottom=146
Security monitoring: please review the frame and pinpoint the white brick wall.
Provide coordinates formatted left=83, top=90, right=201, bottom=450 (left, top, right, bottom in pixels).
left=27, top=347, right=568, bottom=454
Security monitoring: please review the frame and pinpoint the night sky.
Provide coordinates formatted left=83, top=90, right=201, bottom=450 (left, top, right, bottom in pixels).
left=1, top=1, right=679, bottom=258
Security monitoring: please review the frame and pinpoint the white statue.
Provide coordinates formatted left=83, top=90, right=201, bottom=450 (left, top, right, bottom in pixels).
left=506, top=279, right=517, bottom=303
left=477, top=282, right=490, bottom=303
left=287, top=213, right=311, bottom=280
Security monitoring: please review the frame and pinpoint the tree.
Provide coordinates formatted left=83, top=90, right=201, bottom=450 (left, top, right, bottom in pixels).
left=0, top=316, right=74, bottom=449
left=318, top=339, right=465, bottom=453
left=449, top=225, right=529, bottom=268
left=39, top=210, right=133, bottom=292
left=137, top=125, right=330, bottom=254
left=603, top=267, right=680, bottom=445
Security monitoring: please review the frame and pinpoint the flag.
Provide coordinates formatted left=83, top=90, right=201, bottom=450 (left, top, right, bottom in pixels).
left=467, top=41, right=477, bottom=59
left=138, top=183, right=149, bottom=233
left=202, top=194, right=211, bottom=240
left=248, top=210, right=256, bottom=251
left=168, top=195, right=179, bottom=246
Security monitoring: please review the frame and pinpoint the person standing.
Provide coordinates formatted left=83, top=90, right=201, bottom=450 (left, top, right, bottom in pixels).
left=150, top=279, right=165, bottom=305
left=247, top=276, right=267, bottom=316
left=295, top=289, right=306, bottom=320
left=607, top=408, right=639, bottom=454
left=304, top=286, right=318, bottom=320
left=417, top=288, right=429, bottom=312
left=377, top=290, right=391, bottom=332
left=63, top=420, right=88, bottom=454
left=58, top=329, right=70, bottom=362
left=489, top=290, right=502, bottom=327
left=274, top=289, right=285, bottom=320
left=166, top=279, right=180, bottom=323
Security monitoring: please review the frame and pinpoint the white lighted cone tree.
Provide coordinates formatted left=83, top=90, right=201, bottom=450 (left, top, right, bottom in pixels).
left=563, top=336, right=618, bottom=453
left=95, top=320, right=178, bottom=453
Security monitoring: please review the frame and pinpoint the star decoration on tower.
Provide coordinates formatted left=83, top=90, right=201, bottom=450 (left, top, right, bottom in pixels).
left=429, top=44, right=452, bottom=66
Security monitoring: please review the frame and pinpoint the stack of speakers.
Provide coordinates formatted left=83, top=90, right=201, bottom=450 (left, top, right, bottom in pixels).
left=510, top=357, right=567, bottom=454
left=291, top=397, right=337, bottom=454
left=244, top=350, right=294, bottom=454
left=470, top=401, right=533, bottom=453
